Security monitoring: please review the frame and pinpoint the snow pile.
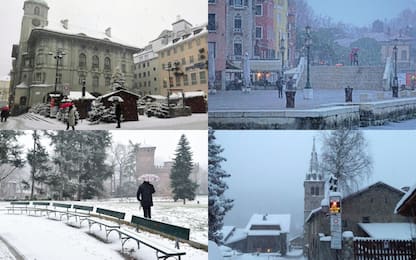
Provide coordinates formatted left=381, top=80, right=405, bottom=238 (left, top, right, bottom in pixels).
left=358, top=223, right=416, bottom=240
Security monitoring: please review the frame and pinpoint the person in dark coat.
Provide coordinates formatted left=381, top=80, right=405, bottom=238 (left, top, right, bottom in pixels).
left=136, top=180, right=155, bottom=219
left=276, top=76, right=284, bottom=98
left=114, top=101, right=122, bottom=128
left=1, top=106, right=9, bottom=122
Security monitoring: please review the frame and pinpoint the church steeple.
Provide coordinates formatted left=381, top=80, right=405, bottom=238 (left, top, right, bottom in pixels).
left=306, top=137, right=321, bottom=181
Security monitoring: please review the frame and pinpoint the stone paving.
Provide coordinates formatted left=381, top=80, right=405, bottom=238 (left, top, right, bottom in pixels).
left=208, top=89, right=398, bottom=111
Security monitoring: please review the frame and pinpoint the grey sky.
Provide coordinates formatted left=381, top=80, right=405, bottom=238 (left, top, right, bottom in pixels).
left=18, top=130, right=208, bottom=170
left=308, top=0, right=416, bottom=26
left=215, top=130, right=416, bottom=236
left=0, top=0, right=207, bottom=77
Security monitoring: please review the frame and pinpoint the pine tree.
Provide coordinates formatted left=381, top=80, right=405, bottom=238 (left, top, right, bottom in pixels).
left=27, top=130, right=51, bottom=200
left=0, top=130, right=24, bottom=184
left=170, top=134, right=198, bottom=204
left=208, top=128, right=233, bottom=244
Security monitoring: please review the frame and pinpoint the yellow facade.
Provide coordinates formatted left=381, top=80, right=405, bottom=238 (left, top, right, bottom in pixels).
left=274, top=0, right=288, bottom=62
left=0, top=77, right=10, bottom=102
left=157, top=27, right=208, bottom=96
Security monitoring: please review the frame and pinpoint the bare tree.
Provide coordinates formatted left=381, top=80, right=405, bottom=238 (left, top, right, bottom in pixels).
left=320, top=129, right=372, bottom=195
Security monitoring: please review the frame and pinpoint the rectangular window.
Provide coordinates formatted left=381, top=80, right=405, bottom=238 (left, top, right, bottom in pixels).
left=401, top=50, right=407, bottom=60
left=181, top=57, right=186, bottom=65
left=199, top=71, right=206, bottom=84
left=256, top=27, right=262, bottom=39
left=235, top=0, right=243, bottom=7
left=36, top=72, right=42, bottom=82
left=209, top=42, right=216, bottom=58
left=234, top=43, right=242, bottom=56
left=122, top=64, right=126, bottom=73
left=208, top=0, right=215, bottom=3
left=183, top=74, right=189, bottom=86
left=255, top=4, right=262, bottom=15
left=208, top=13, right=216, bottom=31
left=189, top=55, right=194, bottom=64
left=188, top=41, right=193, bottom=49
left=175, top=75, right=181, bottom=87
left=191, top=73, right=197, bottom=85
left=362, top=216, right=370, bottom=223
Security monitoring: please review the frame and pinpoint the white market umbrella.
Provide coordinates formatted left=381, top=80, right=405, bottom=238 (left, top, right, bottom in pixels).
left=243, top=52, right=251, bottom=91
left=138, top=174, right=160, bottom=182
left=208, top=49, right=216, bottom=93
left=108, top=95, right=124, bottom=102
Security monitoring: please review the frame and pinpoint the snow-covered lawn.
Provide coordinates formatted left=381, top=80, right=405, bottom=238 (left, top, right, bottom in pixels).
left=0, top=196, right=207, bottom=260
left=0, top=112, right=207, bottom=130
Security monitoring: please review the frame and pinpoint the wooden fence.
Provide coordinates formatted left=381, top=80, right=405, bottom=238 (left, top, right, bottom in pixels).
left=354, top=239, right=416, bottom=259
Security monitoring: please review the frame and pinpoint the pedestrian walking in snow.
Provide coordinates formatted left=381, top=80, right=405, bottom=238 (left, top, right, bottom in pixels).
left=66, top=105, right=76, bottom=130
left=136, top=180, right=155, bottom=219
left=1, top=105, right=9, bottom=122
left=115, top=101, right=122, bottom=128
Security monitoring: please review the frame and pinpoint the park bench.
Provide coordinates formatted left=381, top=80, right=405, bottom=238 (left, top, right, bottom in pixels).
left=6, top=201, right=30, bottom=214
left=67, top=204, right=93, bottom=226
left=87, top=207, right=125, bottom=241
left=28, top=201, right=50, bottom=216
left=114, top=215, right=188, bottom=259
left=46, top=202, right=72, bottom=221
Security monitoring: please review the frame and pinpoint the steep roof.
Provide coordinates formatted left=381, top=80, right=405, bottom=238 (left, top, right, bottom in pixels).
left=395, top=182, right=416, bottom=214
left=246, top=214, right=291, bottom=234
left=358, top=223, right=416, bottom=240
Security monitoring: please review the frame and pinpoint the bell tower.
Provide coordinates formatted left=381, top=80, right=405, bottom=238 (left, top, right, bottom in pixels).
left=303, top=137, right=325, bottom=222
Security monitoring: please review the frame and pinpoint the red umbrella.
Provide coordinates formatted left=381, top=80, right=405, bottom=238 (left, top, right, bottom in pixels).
left=60, top=102, right=73, bottom=109
left=1, top=105, right=9, bottom=111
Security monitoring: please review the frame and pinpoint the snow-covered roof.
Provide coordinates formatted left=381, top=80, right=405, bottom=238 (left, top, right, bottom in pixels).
left=395, top=183, right=416, bottom=214
left=31, top=84, right=52, bottom=88
left=245, top=214, right=290, bottom=234
left=143, top=95, right=167, bottom=100
left=169, top=91, right=206, bottom=99
left=305, top=206, right=323, bottom=223
left=67, top=91, right=96, bottom=100
left=220, top=226, right=235, bottom=242
left=98, top=89, right=141, bottom=99
left=358, top=223, right=416, bottom=240
left=16, top=82, right=29, bottom=89
left=157, top=24, right=207, bottom=52
left=224, top=228, right=247, bottom=244
left=31, top=21, right=140, bottom=50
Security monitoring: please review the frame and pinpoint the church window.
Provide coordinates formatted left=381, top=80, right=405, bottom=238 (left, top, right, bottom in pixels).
left=315, top=187, right=319, bottom=195
left=92, top=55, right=99, bottom=69
left=79, top=53, right=86, bottom=68
left=92, top=75, right=99, bottom=91
left=310, top=187, right=315, bottom=195
left=34, top=7, right=40, bottom=15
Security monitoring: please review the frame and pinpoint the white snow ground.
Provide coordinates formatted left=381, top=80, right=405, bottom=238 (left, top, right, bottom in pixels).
left=0, top=112, right=207, bottom=130
left=0, top=197, right=208, bottom=260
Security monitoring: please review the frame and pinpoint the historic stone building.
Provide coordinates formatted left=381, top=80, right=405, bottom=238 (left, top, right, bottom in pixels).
left=0, top=76, right=10, bottom=103
left=135, top=145, right=208, bottom=196
left=9, top=0, right=140, bottom=113
left=133, top=19, right=208, bottom=97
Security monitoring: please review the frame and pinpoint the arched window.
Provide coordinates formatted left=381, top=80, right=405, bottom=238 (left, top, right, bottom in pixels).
left=104, top=57, right=111, bottom=71
left=310, top=187, right=315, bottom=195
left=92, top=55, right=99, bottom=69
left=34, top=7, right=40, bottom=15
left=79, top=53, right=86, bottom=68
left=315, top=187, right=319, bottom=196
left=92, top=75, right=99, bottom=91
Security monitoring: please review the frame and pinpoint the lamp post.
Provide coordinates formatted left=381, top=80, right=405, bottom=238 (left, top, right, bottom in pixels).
left=53, top=50, right=65, bottom=92
left=163, top=62, right=174, bottom=106
left=392, top=39, right=399, bottom=98
left=304, top=25, right=313, bottom=100
left=280, top=37, right=285, bottom=76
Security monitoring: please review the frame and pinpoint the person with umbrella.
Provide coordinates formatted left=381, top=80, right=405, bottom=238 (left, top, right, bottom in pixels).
left=1, top=105, right=10, bottom=122
left=136, top=176, right=156, bottom=219
left=108, top=96, right=123, bottom=128
left=66, top=105, right=76, bottom=130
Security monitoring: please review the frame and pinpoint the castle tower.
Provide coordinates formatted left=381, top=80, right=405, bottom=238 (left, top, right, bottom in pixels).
left=16, top=0, right=49, bottom=84
left=136, top=146, right=156, bottom=180
left=303, top=138, right=325, bottom=222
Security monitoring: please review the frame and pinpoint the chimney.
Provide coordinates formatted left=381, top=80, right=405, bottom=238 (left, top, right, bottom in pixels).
left=60, top=19, right=68, bottom=30
left=105, top=27, right=112, bottom=37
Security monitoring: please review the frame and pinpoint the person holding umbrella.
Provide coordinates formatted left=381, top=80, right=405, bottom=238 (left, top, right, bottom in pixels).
left=136, top=177, right=156, bottom=219
left=1, top=105, right=9, bottom=122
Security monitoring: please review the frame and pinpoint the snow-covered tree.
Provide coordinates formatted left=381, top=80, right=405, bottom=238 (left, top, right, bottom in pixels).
left=208, top=128, right=233, bottom=244
left=27, top=131, right=51, bottom=199
left=320, top=128, right=372, bottom=195
left=170, top=134, right=198, bottom=204
left=0, top=130, right=24, bottom=184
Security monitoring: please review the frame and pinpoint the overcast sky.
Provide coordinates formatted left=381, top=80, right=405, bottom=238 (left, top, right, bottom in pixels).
left=215, top=130, right=416, bottom=236
left=19, top=130, right=208, bottom=170
left=308, top=0, right=416, bottom=27
left=0, top=0, right=207, bottom=77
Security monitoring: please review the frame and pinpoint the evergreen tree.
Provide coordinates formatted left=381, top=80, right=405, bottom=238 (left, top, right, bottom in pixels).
left=208, top=128, right=233, bottom=244
left=27, top=130, right=51, bottom=200
left=0, top=130, right=24, bottom=184
left=170, top=134, right=198, bottom=204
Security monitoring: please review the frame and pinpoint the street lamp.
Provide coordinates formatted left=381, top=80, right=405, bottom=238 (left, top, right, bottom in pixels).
left=304, top=25, right=313, bottom=100
left=280, top=37, right=285, bottom=76
left=392, top=39, right=399, bottom=98
left=52, top=50, right=65, bottom=92
left=163, top=62, right=174, bottom=106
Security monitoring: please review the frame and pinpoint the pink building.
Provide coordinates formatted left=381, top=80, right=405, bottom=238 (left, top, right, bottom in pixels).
left=254, top=0, right=276, bottom=59
left=208, top=0, right=227, bottom=90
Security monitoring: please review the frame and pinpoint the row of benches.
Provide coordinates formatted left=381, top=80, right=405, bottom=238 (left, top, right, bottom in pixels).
left=6, top=201, right=189, bottom=260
